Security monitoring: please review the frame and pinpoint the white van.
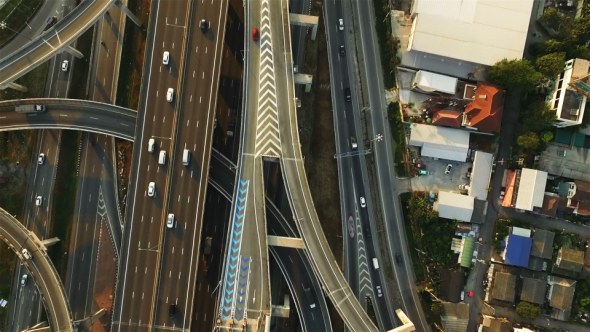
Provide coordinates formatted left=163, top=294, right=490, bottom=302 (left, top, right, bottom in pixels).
left=148, top=138, right=155, bottom=153
left=372, top=258, right=379, bottom=270
left=159, top=151, right=166, bottom=165
left=182, top=149, right=190, bottom=166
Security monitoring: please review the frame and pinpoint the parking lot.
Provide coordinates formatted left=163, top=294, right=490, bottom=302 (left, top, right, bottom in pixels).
left=410, top=155, right=474, bottom=194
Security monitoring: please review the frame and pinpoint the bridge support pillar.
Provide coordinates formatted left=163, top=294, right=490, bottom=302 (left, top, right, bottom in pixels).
left=73, top=308, right=107, bottom=331
left=115, top=0, right=142, bottom=27
left=294, top=73, right=313, bottom=93
left=40, top=237, right=60, bottom=248
left=5, top=82, right=28, bottom=92
left=271, top=295, right=290, bottom=318
left=289, top=13, right=319, bottom=41
left=267, top=235, right=305, bottom=248
left=64, top=45, right=84, bottom=59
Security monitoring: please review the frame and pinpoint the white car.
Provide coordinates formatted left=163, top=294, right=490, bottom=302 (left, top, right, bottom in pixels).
left=148, top=138, right=155, bottom=153
left=148, top=182, right=155, bottom=197
left=360, top=197, right=366, bottom=208
left=338, top=19, right=344, bottom=31
left=445, top=164, right=453, bottom=175
left=35, top=196, right=43, bottom=207
left=166, top=88, right=174, bottom=102
left=38, top=153, right=45, bottom=165
left=21, top=274, right=28, bottom=286
left=376, top=285, right=382, bottom=297
left=61, top=60, right=69, bottom=71
left=162, top=51, right=170, bottom=65
left=167, top=214, right=175, bottom=228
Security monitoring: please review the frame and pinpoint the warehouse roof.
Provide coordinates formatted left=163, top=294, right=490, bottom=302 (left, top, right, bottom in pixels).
left=515, top=168, right=548, bottom=211
left=409, top=123, right=470, bottom=162
left=409, top=0, right=534, bottom=66
left=468, top=151, right=493, bottom=200
left=436, top=191, right=475, bottom=222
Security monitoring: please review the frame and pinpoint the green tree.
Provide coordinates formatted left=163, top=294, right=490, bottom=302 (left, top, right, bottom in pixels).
left=520, top=100, right=557, bottom=132
left=541, top=131, right=554, bottom=143
left=536, top=52, right=566, bottom=77
left=489, top=59, right=542, bottom=92
left=540, top=7, right=566, bottom=31
left=431, top=302, right=443, bottom=316
left=516, top=302, right=541, bottom=320
left=517, top=132, right=540, bottom=150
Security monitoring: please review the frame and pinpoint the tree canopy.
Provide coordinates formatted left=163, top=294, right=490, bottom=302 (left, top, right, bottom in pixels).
left=516, top=302, right=541, bottom=320
left=517, top=132, right=540, bottom=150
left=536, top=52, right=566, bottom=77
left=489, top=59, right=542, bottom=92
left=520, top=99, right=557, bottom=132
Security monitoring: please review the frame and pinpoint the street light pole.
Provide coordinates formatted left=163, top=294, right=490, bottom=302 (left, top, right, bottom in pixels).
left=0, top=21, right=33, bottom=42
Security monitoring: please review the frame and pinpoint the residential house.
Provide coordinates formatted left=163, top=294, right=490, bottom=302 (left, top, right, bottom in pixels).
left=432, top=110, right=463, bottom=128
left=468, top=151, right=494, bottom=200
left=556, top=248, right=585, bottom=273
left=530, top=229, right=555, bottom=259
left=515, top=169, right=548, bottom=212
left=462, top=82, right=505, bottom=133
left=409, top=123, right=470, bottom=162
left=440, top=269, right=465, bottom=303
left=502, top=234, right=532, bottom=268
left=412, top=70, right=458, bottom=95
left=441, top=302, right=469, bottom=332
left=520, top=277, right=546, bottom=305
left=547, top=276, right=577, bottom=321
left=480, top=316, right=512, bottom=332
left=547, top=58, right=590, bottom=128
left=538, top=141, right=590, bottom=183
left=491, top=272, right=517, bottom=303
left=435, top=191, right=475, bottom=222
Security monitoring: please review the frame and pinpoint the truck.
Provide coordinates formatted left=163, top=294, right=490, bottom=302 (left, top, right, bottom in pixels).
left=203, top=237, right=212, bottom=274
left=15, top=105, right=45, bottom=113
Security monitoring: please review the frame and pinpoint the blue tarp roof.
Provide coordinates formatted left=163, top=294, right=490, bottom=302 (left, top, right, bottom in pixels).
left=505, top=234, right=532, bottom=267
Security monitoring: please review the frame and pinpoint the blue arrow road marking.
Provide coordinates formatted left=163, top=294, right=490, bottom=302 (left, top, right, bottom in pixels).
left=241, top=256, right=250, bottom=262
left=230, top=255, right=238, bottom=262
left=235, top=213, right=244, bottom=219
left=225, top=288, right=234, bottom=295
left=236, top=204, right=245, bottom=211
left=237, top=196, right=246, bottom=203
left=231, top=246, right=239, bottom=253
left=233, top=229, right=242, bottom=236
left=240, top=180, right=248, bottom=186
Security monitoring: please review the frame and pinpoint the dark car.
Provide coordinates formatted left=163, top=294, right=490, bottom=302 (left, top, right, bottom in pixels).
left=415, top=163, right=426, bottom=169
left=344, top=88, right=351, bottom=102
left=364, top=226, right=371, bottom=238
left=395, top=253, right=402, bottom=265
left=339, top=45, right=345, bottom=56
left=200, top=19, right=209, bottom=32
left=169, top=304, right=176, bottom=318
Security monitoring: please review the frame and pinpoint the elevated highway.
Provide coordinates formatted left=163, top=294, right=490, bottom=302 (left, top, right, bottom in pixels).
left=0, top=99, right=136, bottom=140
left=0, top=0, right=120, bottom=89
left=0, top=208, right=73, bottom=332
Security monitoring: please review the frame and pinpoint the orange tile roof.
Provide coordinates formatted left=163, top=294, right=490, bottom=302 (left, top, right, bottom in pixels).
left=432, top=110, right=462, bottom=128
left=502, top=171, right=516, bottom=208
left=464, top=82, right=504, bottom=133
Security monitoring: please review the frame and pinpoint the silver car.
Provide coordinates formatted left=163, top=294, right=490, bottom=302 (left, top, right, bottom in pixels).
left=167, top=214, right=175, bottom=228
left=148, top=182, right=155, bottom=197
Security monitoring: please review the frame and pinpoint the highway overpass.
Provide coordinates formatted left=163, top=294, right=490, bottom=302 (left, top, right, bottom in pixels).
left=0, top=208, right=73, bottom=332
left=0, top=99, right=136, bottom=140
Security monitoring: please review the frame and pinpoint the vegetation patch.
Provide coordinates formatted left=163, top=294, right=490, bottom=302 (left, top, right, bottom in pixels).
left=0, top=61, right=49, bottom=101
left=370, top=0, right=399, bottom=89
left=116, top=0, right=150, bottom=109
left=47, top=130, right=81, bottom=282
left=0, top=0, right=43, bottom=46
left=68, top=26, right=95, bottom=100
left=387, top=102, right=407, bottom=177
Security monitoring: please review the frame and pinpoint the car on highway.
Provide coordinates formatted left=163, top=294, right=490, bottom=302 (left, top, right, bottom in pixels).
left=35, top=196, right=42, bottom=206
left=445, top=164, right=453, bottom=174
left=148, top=182, right=155, bottom=197
left=350, top=136, right=357, bottom=149
left=252, top=28, right=258, bottom=41
left=359, top=196, right=366, bottom=208
left=61, top=60, right=69, bottom=72
left=169, top=304, right=176, bottom=317
left=166, top=88, right=174, bottom=102
left=21, top=274, right=28, bottom=286
left=339, top=45, right=345, bottom=56
left=200, top=19, right=209, bottom=32
left=167, top=214, right=175, bottom=228
left=348, top=215, right=355, bottom=238
left=302, top=285, right=316, bottom=309
left=338, top=18, right=344, bottom=31
left=148, top=138, right=155, bottom=153
left=38, top=153, right=45, bottom=165
left=375, top=285, right=382, bottom=297
left=344, top=88, right=351, bottom=102
left=395, top=253, right=403, bottom=265
left=159, top=150, right=166, bottom=165
left=162, top=51, right=170, bottom=65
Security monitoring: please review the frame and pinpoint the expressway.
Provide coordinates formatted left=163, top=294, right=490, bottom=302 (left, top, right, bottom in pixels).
left=352, top=2, right=429, bottom=330
left=0, top=99, right=136, bottom=140
left=270, top=0, right=379, bottom=330
left=209, top=150, right=332, bottom=332
left=218, top=0, right=271, bottom=329
left=0, top=0, right=117, bottom=88
left=0, top=208, right=73, bottom=332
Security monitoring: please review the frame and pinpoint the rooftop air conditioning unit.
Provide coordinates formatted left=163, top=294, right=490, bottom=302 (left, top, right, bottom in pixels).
left=558, top=149, right=567, bottom=157
left=478, top=95, right=487, bottom=99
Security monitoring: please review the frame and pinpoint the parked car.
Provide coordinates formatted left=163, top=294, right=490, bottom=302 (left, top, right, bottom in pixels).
left=415, top=163, right=426, bottom=169
left=459, top=184, right=469, bottom=190
left=419, top=169, right=430, bottom=175
left=445, top=164, right=453, bottom=174
left=429, top=190, right=437, bottom=203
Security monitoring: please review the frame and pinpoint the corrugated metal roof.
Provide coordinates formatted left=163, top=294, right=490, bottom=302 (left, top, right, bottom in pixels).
left=515, top=168, right=548, bottom=211
left=460, top=236, right=475, bottom=267
left=469, top=151, right=493, bottom=200
left=505, top=234, right=532, bottom=267
left=436, top=191, right=475, bottom=222
left=409, top=123, right=470, bottom=162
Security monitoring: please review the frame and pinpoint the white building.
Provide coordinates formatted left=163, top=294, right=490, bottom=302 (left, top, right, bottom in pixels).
left=407, top=0, right=534, bottom=66
left=548, top=58, right=590, bottom=128
left=515, top=168, right=548, bottom=211
left=409, top=123, right=470, bottom=162
left=435, top=191, right=474, bottom=222
left=468, top=151, right=493, bottom=200
left=412, top=70, right=458, bottom=95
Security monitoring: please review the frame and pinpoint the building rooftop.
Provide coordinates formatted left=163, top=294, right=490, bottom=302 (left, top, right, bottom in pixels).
left=520, top=277, right=546, bottom=304
left=408, top=0, right=534, bottom=66
left=557, top=248, right=585, bottom=272
left=409, top=123, right=470, bottom=162
left=573, top=180, right=590, bottom=215
left=540, top=194, right=559, bottom=217
left=435, top=191, right=475, bottom=222
left=539, top=143, right=590, bottom=183
left=468, top=151, right=493, bottom=200
left=441, top=302, right=469, bottom=332
left=481, top=316, right=512, bottom=332
left=460, top=236, right=475, bottom=268
left=504, top=234, right=532, bottom=268
left=432, top=110, right=462, bottom=128
left=515, top=168, right=548, bottom=211
left=531, top=229, right=555, bottom=259
left=548, top=276, right=576, bottom=321
left=463, top=82, right=504, bottom=133
left=492, top=272, right=516, bottom=302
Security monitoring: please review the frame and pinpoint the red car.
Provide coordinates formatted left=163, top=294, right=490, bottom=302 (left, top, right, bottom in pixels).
left=252, top=28, right=259, bottom=41
left=415, top=163, right=426, bottom=169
